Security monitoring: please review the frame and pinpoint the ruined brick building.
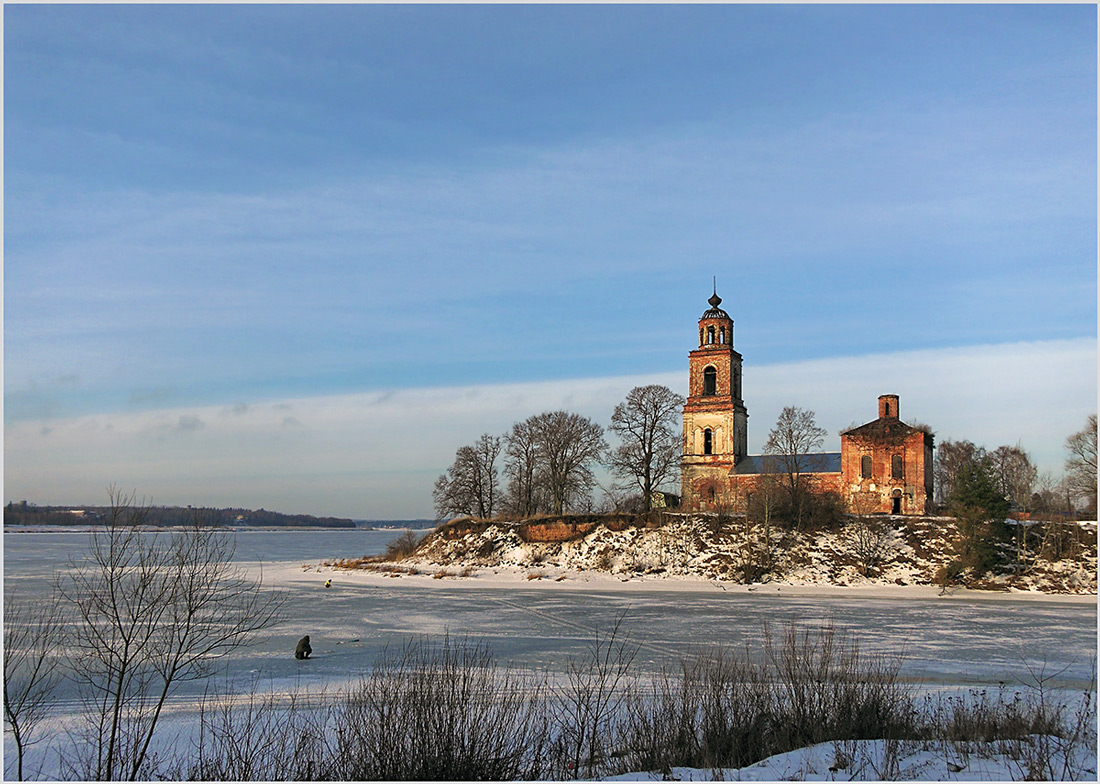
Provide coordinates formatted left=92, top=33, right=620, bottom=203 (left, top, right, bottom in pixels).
left=680, top=290, right=934, bottom=514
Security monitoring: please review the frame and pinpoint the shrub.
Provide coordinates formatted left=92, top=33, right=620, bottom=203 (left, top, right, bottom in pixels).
left=160, top=624, right=1096, bottom=782
left=621, top=622, right=912, bottom=774
left=331, top=637, right=550, bottom=780
left=383, top=530, right=423, bottom=561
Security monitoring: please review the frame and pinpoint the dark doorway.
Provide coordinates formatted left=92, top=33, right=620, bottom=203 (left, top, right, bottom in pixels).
left=891, top=491, right=902, bottom=514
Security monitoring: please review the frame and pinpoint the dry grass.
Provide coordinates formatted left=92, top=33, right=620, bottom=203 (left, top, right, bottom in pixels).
left=160, top=622, right=1095, bottom=782
left=322, top=555, right=382, bottom=570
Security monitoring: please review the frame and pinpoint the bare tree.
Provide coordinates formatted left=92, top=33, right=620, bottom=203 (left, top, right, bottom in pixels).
left=987, top=444, right=1038, bottom=568
left=57, top=488, right=284, bottom=781
left=764, top=406, right=827, bottom=529
left=3, top=591, right=66, bottom=781
left=503, top=417, right=545, bottom=518
left=989, top=444, right=1038, bottom=511
left=1031, top=471, right=1075, bottom=518
left=849, top=514, right=893, bottom=576
left=528, top=411, right=608, bottom=515
left=1064, top=414, right=1097, bottom=512
left=608, top=385, right=685, bottom=512
left=433, top=433, right=503, bottom=520
left=934, top=440, right=987, bottom=507
left=552, top=616, right=638, bottom=778
left=738, top=470, right=784, bottom=582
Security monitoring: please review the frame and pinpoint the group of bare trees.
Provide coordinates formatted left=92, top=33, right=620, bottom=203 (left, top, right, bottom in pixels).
left=1064, top=414, right=1098, bottom=512
left=433, top=385, right=685, bottom=521
left=934, top=413, right=1097, bottom=519
left=3, top=489, right=283, bottom=781
left=927, top=415, right=1096, bottom=582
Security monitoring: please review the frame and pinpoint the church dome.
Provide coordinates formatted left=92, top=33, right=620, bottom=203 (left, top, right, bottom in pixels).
left=701, top=290, right=730, bottom=320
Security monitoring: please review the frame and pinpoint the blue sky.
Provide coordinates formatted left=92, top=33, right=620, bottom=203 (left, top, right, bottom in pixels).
left=4, top=4, right=1096, bottom=518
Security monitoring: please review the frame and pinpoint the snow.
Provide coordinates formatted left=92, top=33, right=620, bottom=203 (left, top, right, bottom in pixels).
left=401, top=515, right=1097, bottom=595
left=605, top=737, right=1098, bottom=781
left=5, top=528, right=1097, bottom=781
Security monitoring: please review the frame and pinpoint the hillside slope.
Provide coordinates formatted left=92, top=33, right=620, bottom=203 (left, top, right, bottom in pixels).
left=409, top=514, right=1096, bottom=594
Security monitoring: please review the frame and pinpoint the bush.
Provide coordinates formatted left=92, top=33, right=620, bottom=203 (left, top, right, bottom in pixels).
left=622, top=622, right=912, bottom=773
left=383, top=530, right=423, bottom=561
left=134, top=624, right=1100, bottom=781
left=332, top=637, right=550, bottom=780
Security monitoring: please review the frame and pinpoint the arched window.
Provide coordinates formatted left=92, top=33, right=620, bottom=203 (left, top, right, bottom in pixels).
left=707, top=326, right=715, bottom=344
left=861, top=455, right=872, bottom=479
left=719, top=326, right=726, bottom=344
left=892, top=454, right=904, bottom=480
left=707, top=486, right=717, bottom=504
left=703, top=428, right=713, bottom=455
left=703, top=366, right=717, bottom=396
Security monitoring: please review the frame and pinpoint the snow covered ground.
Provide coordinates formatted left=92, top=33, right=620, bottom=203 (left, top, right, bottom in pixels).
left=409, top=515, right=1098, bottom=594
left=4, top=527, right=1097, bottom=780
left=606, top=737, right=1097, bottom=781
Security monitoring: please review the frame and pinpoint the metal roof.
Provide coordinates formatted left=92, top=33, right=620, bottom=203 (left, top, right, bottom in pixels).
left=730, top=452, right=842, bottom=475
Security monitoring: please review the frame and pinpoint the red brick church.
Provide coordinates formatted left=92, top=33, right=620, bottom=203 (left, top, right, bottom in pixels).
left=680, top=289, right=934, bottom=514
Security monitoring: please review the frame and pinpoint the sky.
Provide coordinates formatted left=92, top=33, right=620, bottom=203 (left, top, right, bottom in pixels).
left=4, top=4, right=1097, bottom=519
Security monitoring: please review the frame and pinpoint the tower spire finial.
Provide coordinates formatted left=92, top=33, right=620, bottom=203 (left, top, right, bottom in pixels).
left=708, top=278, right=722, bottom=309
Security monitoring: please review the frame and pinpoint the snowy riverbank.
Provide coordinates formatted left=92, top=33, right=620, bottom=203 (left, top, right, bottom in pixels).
left=342, top=514, right=1098, bottom=595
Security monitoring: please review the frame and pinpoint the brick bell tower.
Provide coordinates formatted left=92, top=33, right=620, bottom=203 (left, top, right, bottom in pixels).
left=681, top=285, right=748, bottom=508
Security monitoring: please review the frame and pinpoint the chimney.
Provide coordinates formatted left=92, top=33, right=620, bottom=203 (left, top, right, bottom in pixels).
left=879, top=395, right=899, bottom=420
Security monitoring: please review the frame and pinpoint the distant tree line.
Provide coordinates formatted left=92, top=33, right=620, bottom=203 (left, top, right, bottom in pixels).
left=433, top=385, right=685, bottom=520
left=3, top=502, right=356, bottom=529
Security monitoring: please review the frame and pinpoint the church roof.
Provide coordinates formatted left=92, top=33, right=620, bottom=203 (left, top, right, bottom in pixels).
left=841, top=417, right=925, bottom=442
left=730, top=452, right=841, bottom=476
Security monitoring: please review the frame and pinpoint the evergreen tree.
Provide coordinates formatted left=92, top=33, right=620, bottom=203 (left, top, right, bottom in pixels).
left=946, top=458, right=1011, bottom=574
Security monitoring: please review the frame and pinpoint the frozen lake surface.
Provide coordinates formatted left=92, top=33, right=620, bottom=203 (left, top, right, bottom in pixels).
left=4, top=527, right=1097, bottom=780
left=5, top=526, right=1095, bottom=700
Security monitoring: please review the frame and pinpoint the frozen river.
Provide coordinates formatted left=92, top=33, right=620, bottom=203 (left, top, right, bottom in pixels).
left=4, top=526, right=1097, bottom=704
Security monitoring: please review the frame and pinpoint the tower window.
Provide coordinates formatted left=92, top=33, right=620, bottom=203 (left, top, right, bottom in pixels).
left=892, top=454, right=904, bottom=480
left=719, top=326, right=726, bottom=344
left=703, top=428, right=713, bottom=455
left=861, top=455, right=872, bottom=479
left=703, top=366, right=717, bottom=396
left=707, top=326, right=715, bottom=344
